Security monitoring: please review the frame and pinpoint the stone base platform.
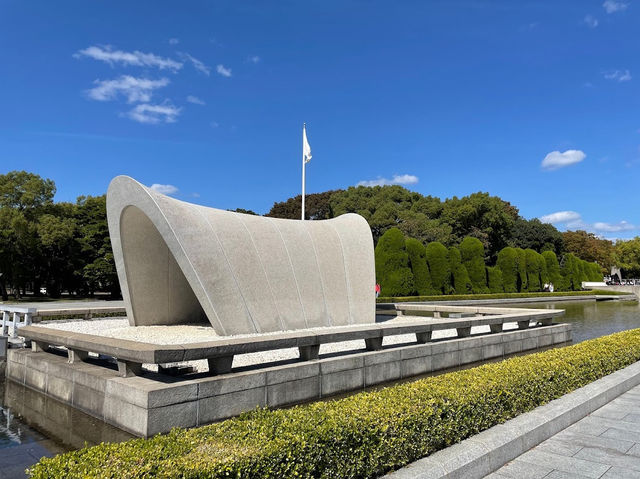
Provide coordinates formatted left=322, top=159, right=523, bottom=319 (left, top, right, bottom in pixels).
left=6, top=324, right=571, bottom=437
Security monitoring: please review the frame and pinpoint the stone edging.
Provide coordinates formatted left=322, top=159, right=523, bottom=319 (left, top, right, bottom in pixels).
left=385, top=360, right=640, bottom=478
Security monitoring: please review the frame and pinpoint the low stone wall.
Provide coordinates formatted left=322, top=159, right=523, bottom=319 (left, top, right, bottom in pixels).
left=6, top=324, right=571, bottom=437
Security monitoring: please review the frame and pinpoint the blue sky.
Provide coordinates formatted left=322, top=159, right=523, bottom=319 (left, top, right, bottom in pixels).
left=1, top=1, right=639, bottom=239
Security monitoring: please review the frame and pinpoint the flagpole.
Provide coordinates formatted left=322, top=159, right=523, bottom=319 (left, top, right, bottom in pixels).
left=301, top=123, right=306, bottom=221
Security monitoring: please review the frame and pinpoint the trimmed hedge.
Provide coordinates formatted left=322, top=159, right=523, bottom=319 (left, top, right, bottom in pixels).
left=542, top=250, right=562, bottom=288
left=425, top=241, right=450, bottom=295
left=375, top=228, right=414, bottom=297
left=30, top=329, right=640, bottom=479
left=376, top=289, right=628, bottom=303
left=406, top=238, right=435, bottom=296
left=449, top=246, right=472, bottom=295
left=459, top=237, right=489, bottom=294
left=486, top=266, right=503, bottom=293
left=496, top=247, right=519, bottom=293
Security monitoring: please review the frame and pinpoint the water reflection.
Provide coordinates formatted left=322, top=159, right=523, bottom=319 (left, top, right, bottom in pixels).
left=0, top=379, right=133, bottom=477
left=509, top=299, right=640, bottom=343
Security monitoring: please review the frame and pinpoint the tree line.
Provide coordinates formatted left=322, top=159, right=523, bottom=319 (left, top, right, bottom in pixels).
left=1, top=170, right=638, bottom=300
left=0, top=171, right=117, bottom=300
left=375, top=228, right=603, bottom=297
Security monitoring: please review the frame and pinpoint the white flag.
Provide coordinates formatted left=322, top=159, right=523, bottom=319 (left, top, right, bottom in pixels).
left=303, top=125, right=312, bottom=163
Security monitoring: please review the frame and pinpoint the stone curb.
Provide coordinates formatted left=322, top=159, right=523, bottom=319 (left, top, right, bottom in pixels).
left=385, top=360, right=640, bottom=479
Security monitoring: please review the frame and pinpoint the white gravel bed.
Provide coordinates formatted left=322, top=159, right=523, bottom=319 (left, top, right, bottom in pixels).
left=38, top=317, right=520, bottom=371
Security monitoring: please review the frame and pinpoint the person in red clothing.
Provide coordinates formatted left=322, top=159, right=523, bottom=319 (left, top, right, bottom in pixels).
left=374, top=282, right=381, bottom=298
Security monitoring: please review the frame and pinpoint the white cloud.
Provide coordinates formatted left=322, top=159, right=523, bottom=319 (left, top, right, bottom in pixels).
left=539, top=211, right=582, bottom=224
left=150, top=184, right=179, bottom=195
left=539, top=210, right=637, bottom=234
left=541, top=149, right=586, bottom=170
left=592, top=221, right=636, bottom=232
left=357, top=174, right=419, bottom=187
left=179, top=53, right=211, bottom=76
left=604, top=69, right=632, bottom=82
left=186, top=95, right=205, bottom=105
left=87, top=76, right=169, bottom=103
left=210, top=121, right=219, bottom=128
left=74, top=45, right=182, bottom=71
left=126, top=102, right=181, bottom=124
left=247, top=55, right=261, bottom=64
left=168, top=38, right=180, bottom=45
left=216, top=64, right=232, bottom=77
left=584, top=15, right=599, bottom=27
left=603, top=0, right=629, bottom=13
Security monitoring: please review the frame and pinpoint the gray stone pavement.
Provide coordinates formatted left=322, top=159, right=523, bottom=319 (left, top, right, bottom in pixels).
left=489, top=384, right=640, bottom=479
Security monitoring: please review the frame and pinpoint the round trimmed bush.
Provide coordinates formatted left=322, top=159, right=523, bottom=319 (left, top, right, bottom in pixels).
left=496, top=247, right=518, bottom=293
left=459, top=237, right=489, bottom=294
left=425, top=241, right=450, bottom=295
left=449, top=246, right=472, bottom=294
left=542, top=250, right=562, bottom=290
left=515, top=248, right=527, bottom=292
left=406, top=238, right=435, bottom=296
left=374, top=228, right=414, bottom=296
left=487, top=266, right=503, bottom=293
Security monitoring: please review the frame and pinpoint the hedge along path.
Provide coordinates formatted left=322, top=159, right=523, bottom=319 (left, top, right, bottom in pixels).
left=29, top=329, right=640, bottom=479
left=376, top=289, right=627, bottom=303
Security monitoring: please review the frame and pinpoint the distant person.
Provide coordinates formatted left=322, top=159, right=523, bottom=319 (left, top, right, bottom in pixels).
left=549, top=283, right=554, bottom=293
left=375, top=282, right=381, bottom=298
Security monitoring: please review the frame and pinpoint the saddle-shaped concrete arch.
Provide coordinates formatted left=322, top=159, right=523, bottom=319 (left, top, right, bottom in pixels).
left=107, top=176, right=375, bottom=336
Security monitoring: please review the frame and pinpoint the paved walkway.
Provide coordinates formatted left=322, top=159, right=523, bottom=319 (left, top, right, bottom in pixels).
left=489, top=384, right=640, bottom=479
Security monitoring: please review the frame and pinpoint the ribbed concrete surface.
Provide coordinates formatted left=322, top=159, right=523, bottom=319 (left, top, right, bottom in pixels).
left=107, top=176, right=375, bottom=334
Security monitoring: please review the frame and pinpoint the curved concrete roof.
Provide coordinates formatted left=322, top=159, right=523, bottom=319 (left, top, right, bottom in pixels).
left=106, top=176, right=375, bottom=336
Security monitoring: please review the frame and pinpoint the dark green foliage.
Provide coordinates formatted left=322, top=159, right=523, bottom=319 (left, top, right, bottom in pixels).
left=0, top=171, right=119, bottom=300
left=267, top=190, right=341, bottom=220
left=374, top=228, right=414, bottom=297
left=425, top=242, right=450, bottom=295
left=459, top=237, right=489, bottom=293
left=586, top=262, right=603, bottom=282
left=561, top=253, right=586, bottom=291
left=511, top=218, right=565, bottom=254
left=542, top=251, right=563, bottom=290
left=377, top=290, right=626, bottom=302
left=515, top=248, right=527, bottom=292
left=487, top=266, right=503, bottom=293
left=405, top=238, right=434, bottom=295
left=449, top=246, right=472, bottom=294
left=30, top=329, right=640, bottom=479
left=496, top=247, right=519, bottom=293
left=524, top=249, right=544, bottom=292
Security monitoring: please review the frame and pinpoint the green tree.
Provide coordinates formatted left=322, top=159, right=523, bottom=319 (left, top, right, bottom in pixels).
left=405, top=238, right=434, bottom=295
left=459, top=237, right=489, bottom=293
left=425, top=242, right=450, bottom=295
left=75, top=195, right=120, bottom=297
left=487, top=266, right=503, bottom=293
left=563, top=230, right=614, bottom=274
left=440, top=192, right=519, bottom=260
left=496, top=247, right=519, bottom=293
left=0, top=171, right=56, bottom=299
left=615, top=237, right=640, bottom=277
left=510, top=218, right=564, bottom=254
left=374, top=228, right=414, bottom=296
left=449, top=246, right=472, bottom=294
left=267, top=190, right=341, bottom=220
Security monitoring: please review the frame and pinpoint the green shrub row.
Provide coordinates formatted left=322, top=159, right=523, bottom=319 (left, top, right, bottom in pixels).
left=375, top=228, right=603, bottom=297
left=30, top=329, right=640, bottom=479
left=376, top=289, right=625, bottom=303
